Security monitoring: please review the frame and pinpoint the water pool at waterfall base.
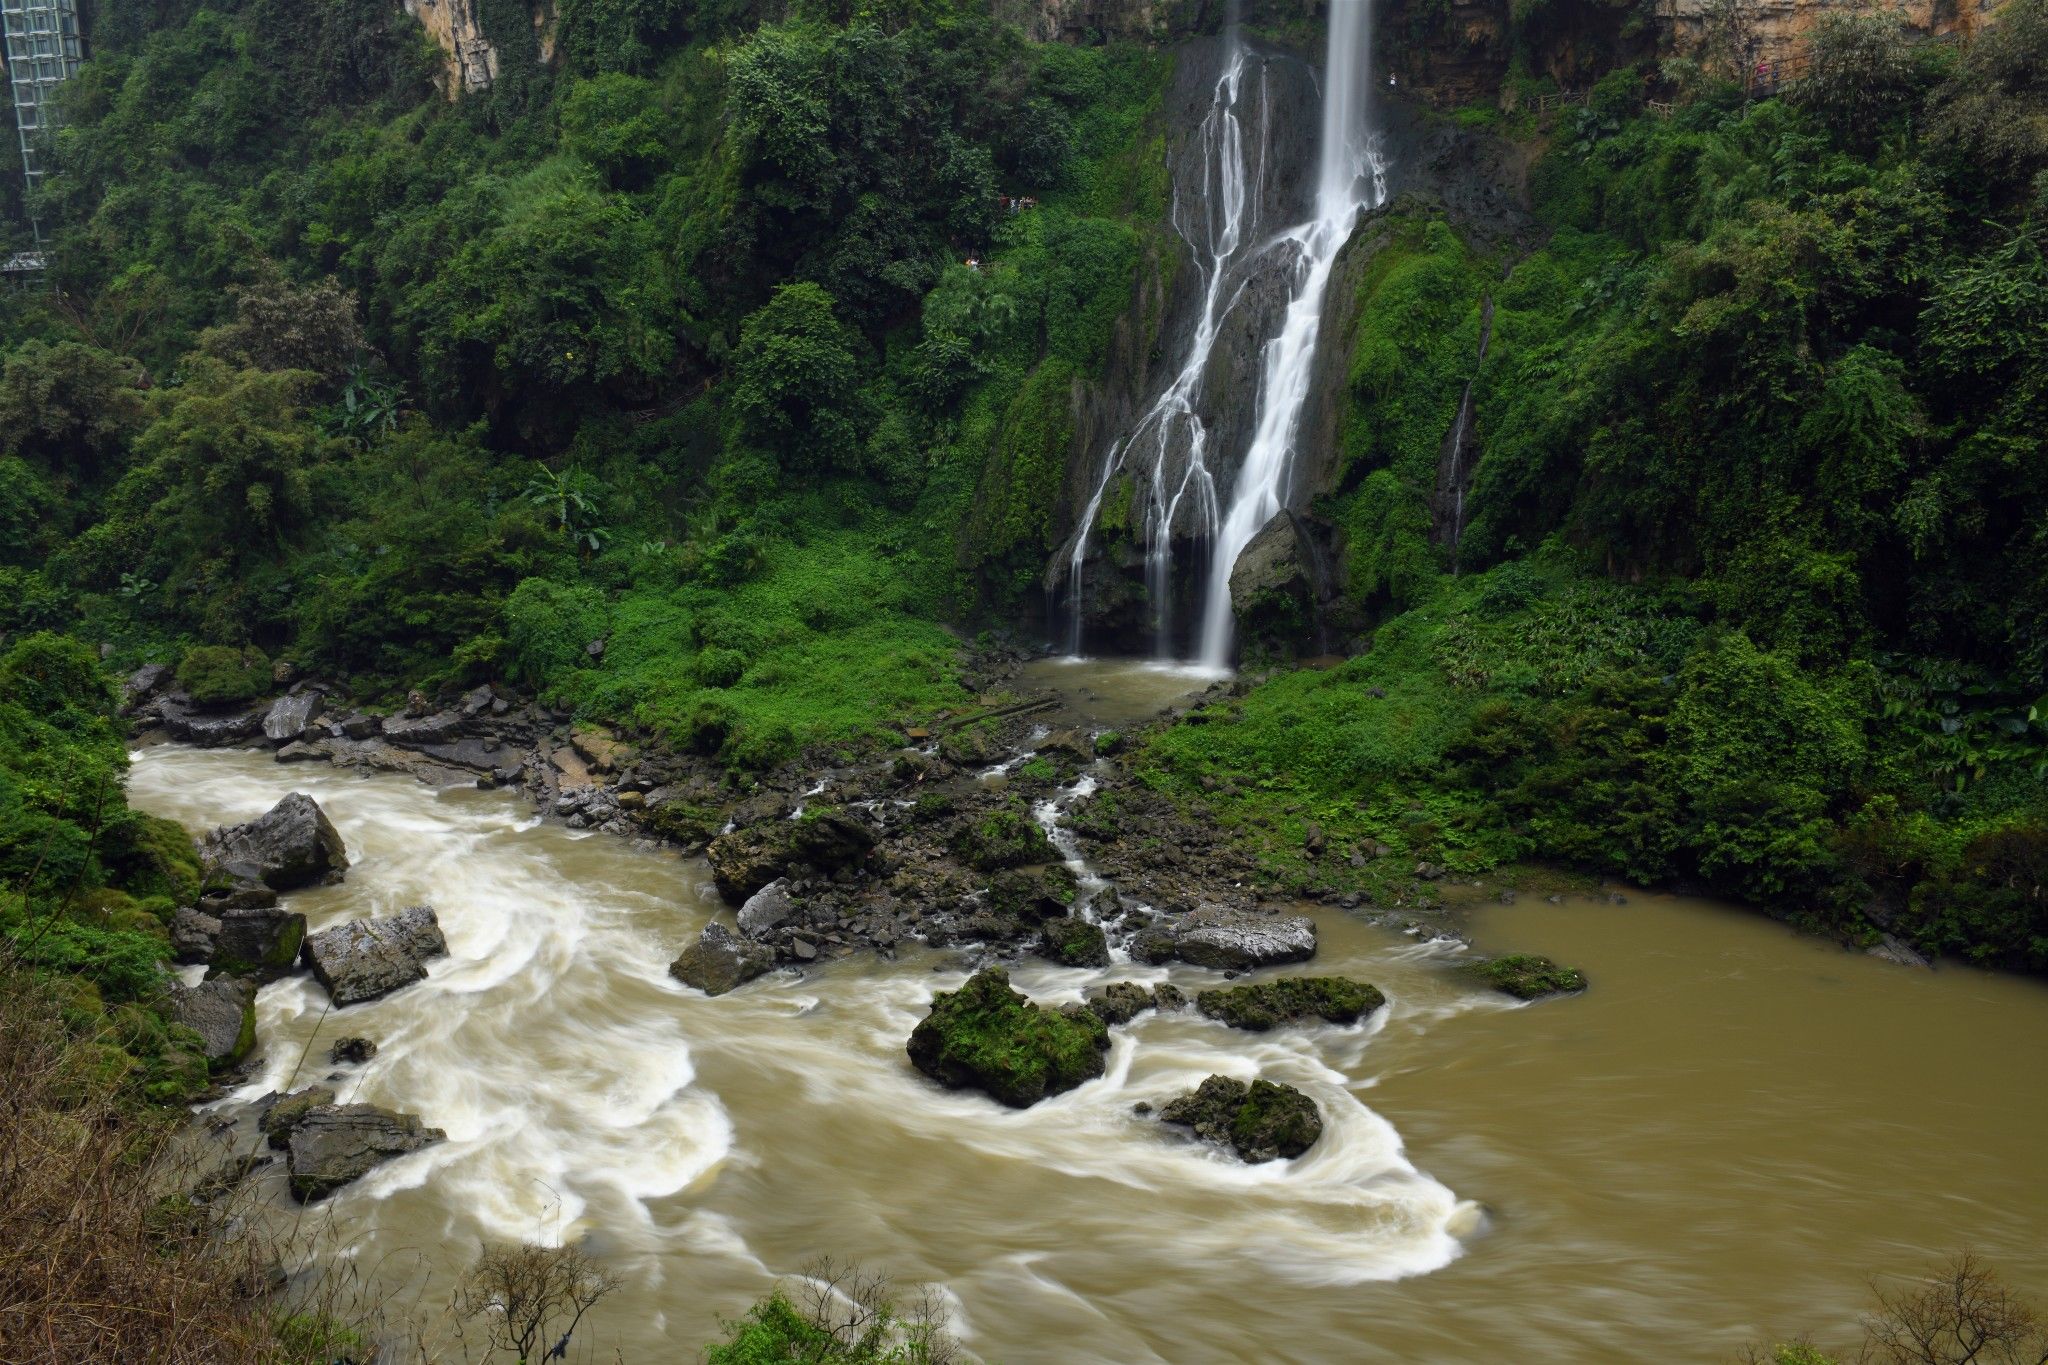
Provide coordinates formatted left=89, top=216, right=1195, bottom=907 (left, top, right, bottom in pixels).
left=130, top=745, right=2048, bottom=1364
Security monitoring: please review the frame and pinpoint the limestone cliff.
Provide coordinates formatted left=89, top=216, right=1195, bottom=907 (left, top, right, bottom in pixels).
left=401, top=0, right=556, bottom=97
left=1656, top=0, right=2010, bottom=67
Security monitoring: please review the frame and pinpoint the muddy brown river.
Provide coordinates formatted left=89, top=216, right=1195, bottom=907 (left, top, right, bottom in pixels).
left=130, top=733, right=2048, bottom=1364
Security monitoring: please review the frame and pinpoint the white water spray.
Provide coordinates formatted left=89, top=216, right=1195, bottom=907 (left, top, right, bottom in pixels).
left=1196, top=0, right=1384, bottom=670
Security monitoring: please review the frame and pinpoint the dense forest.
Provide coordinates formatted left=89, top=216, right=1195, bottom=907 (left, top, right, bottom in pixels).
left=2, top=0, right=2046, bottom=1354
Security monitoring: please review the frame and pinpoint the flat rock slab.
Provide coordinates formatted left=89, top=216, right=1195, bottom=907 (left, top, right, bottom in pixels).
left=286, top=1103, right=445, bottom=1201
left=1137, top=904, right=1317, bottom=970
left=301, top=905, right=448, bottom=1006
left=201, top=793, right=349, bottom=891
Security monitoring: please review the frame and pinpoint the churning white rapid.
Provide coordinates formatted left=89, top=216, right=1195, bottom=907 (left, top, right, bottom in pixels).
left=1065, top=3, right=1385, bottom=667
left=130, top=747, right=1475, bottom=1360
left=1195, top=0, right=1384, bottom=670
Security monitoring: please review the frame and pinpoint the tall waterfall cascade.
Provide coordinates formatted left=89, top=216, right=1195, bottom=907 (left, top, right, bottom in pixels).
left=1062, top=1, right=1386, bottom=668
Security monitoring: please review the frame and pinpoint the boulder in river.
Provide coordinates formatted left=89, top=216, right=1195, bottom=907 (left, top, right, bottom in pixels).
left=1087, top=981, right=1158, bottom=1025
left=262, top=692, right=325, bottom=745
left=200, top=793, right=349, bottom=891
left=206, top=906, right=308, bottom=982
left=158, top=700, right=268, bottom=746
left=301, top=905, right=447, bottom=1007
left=329, top=1036, right=378, bottom=1065
left=1135, top=904, right=1317, bottom=970
left=1462, top=953, right=1586, bottom=1001
left=170, top=906, right=222, bottom=964
left=285, top=1103, right=446, bottom=1202
left=707, top=810, right=877, bottom=902
left=1037, top=916, right=1110, bottom=968
left=1195, top=977, right=1386, bottom=1032
left=1160, top=1074, right=1323, bottom=1163
left=906, top=967, right=1108, bottom=1108
left=168, top=975, right=257, bottom=1068
left=737, top=878, right=797, bottom=939
left=258, top=1086, right=337, bottom=1150
left=670, top=922, right=773, bottom=996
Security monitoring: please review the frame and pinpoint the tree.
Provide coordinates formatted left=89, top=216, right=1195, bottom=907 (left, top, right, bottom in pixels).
left=197, top=268, right=367, bottom=381
left=457, top=1243, right=619, bottom=1364
left=726, top=282, right=862, bottom=468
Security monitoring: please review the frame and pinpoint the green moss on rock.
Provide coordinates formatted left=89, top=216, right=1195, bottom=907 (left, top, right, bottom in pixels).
left=1159, top=1074, right=1323, bottom=1162
left=1195, top=976, right=1386, bottom=1031
left=1465, top=953, right=1587, bottom=1000
left=1037, top=916, right=1109, bottom=968
left=906, top=967, right=1109, bottom=1108
left=949, top=806, right=1058, bottom=871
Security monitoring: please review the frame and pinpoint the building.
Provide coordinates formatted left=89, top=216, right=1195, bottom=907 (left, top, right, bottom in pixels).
left=3, top=0, right=83, bottom=247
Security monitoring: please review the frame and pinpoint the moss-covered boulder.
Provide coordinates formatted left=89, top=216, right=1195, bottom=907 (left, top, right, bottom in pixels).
left=1159, top=1074, right=1323, bottom=1162
left=1464, top=953, right=1587, bottom=1000
left=1195, top=977, right=1385, bottom=1032
left=906, top=967, right=1109, bottom=1108
left=1087, top=981, right=1155, bottom=1024
left=950, top=807, right=1059, bottom=871
left=1037, top=917, right=1110, bottom=968
left=988, top=863, right=1078, bottom=922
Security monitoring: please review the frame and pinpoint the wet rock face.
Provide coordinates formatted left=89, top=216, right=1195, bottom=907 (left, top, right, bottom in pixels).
left=907, top=967, right=1109, bottom=1108
left=206, top=906, right=309, bottom=982
left=168, top=976, right=256, bottom=1067
left=1136, top=904, right=1318, bottom=970
left=1196, top=977, right=1386, bottom=1032
left=170, top=906, right=223, bottom=964
left=1160, top=1074, right=1323, bottom=1162
left=670, top=922, right=774, bottom=997
left=157, top=701, right=267, bottom=745
left=259, top=1086, right=337, bottom=1150
left=301, top=905, right=448, bottom=1007
left=200, top=793, right=350, bottom=891
left=285, top=1103, right=446, bottom=1202
left=737, top=878, right=797, bottom=938
left=262, top=692, right=325, bottom=745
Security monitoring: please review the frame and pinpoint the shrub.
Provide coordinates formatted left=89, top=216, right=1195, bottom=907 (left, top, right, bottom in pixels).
left=175, top=645, right=272, bottom=707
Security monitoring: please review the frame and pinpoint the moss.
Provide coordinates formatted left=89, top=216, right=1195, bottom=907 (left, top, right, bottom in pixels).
left=174, top=645, right=272, bottom=707
left=1465, top=953, right=1587, bottom=1000
left=1160, top=1074, right=1323, bottom=1162
left=1037, top=916, right=1109, bottom=968
left=905, top=967, right=1108, bottom=1108
left=949, top=806, right=1058, bottom=871
left=1195, top=977, right=1386, bottom=1031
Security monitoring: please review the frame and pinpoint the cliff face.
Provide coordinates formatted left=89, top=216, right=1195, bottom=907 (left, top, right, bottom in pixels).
left=401, top=0, right=556, bottom=97
left=1656, top=0, right=2010, bottom=66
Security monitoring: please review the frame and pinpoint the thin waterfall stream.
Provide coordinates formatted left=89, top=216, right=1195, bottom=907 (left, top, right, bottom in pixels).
left=1062, top=2, right=1385, bottom=669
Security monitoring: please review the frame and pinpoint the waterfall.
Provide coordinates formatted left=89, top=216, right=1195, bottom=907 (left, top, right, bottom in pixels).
left=1195, top=0, right=1383, bottom=671
left=1060, top=4, right=1385, bottom=668
left=1064, top=29, right=1265, bottom=657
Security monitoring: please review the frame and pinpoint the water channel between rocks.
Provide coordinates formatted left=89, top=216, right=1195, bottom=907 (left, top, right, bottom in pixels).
left=129, top=705, right=2048, bottom=1364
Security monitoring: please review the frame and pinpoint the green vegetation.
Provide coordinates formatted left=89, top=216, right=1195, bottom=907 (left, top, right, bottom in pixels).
left=1463, top=954, right=1587, bottom=1000
left=1037, top=915, right=1110, bottom=967
left=2, top=0, right=1174, bottom=766
left=1194, top=976, right=1387, bottom=1031
left=1148, top=7, right=2048, bottom=969
left=905, top=966, right=1108, bottom=1107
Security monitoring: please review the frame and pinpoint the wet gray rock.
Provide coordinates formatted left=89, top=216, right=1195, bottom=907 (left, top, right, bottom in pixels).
left=738, top=878, right=797, bottom=938
left=1148, top=905, right=1317, bottom=970
left=200, top=793, right=349, bottom=891
left=301, top=905, right=448, bottom=1007
left=669, top=921, right=773, bottom=996
left=122, top=663, right=172, bottom=712
left=207, top=906, right=308, bottom=982
left=158, top=701, right=267, bottom=745
left=274, top=739, right=332, bottom=763
left=259, top=1086, right=337, bottom=1150
left=286, top=1103, right=445, bottom=1202
left=1869, top=934, right=1930, bottom=968
left=169, top=976, right=257, bottom=1066
left=329, top=1036, right=378, bottom=1064
left=262, top=692, right=325, bottom=745
left=170, top=906, right=222, bottom=964
left=1087, top=981, right=1157, bottom=1025
left=381, top=710, right=466, bottom=746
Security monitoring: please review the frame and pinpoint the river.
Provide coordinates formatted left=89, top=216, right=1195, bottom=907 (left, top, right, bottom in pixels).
left=129, top=739, right=2048, bottom=1363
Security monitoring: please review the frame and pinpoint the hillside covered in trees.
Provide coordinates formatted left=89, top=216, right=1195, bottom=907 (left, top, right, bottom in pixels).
left=1, top=0, right=2047, bottom=1349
